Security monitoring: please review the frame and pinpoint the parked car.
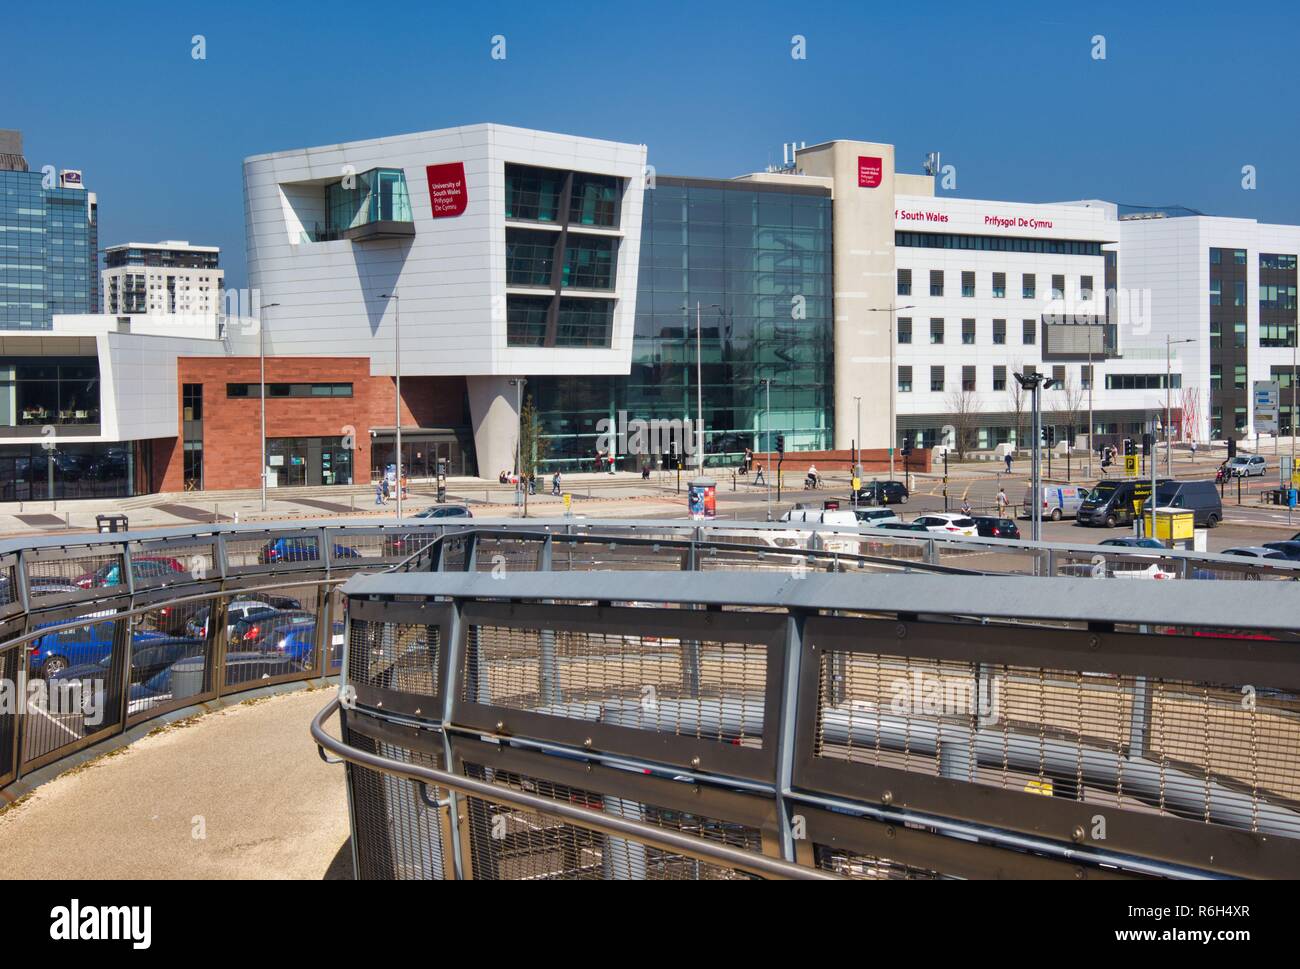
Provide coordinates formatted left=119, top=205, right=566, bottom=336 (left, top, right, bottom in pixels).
left=1225, top=455, right=1267, bottom=477
left=263, top=618, right=346, bottom=669
left=852, top=480, right=909, bottom=505
left=186, top=604, right=282, bottom=640
left=1021, top=484, right=1086, bottom=521
left=972, top=516, right=1021, bottom=539
left=873, top=521, right=929, bottom=533
left=74, top=556, right=185, bottom=589
left=412, top=504, right=473, bottom=519
left=779, top=508, right=860, bottom=527
left=852, top=507, right=902, bottom=527
left=1221, top=546, right=1287, bottom=559
left=228, top=609, right=316, bottom=649
left=257, top=537, right=361, bottom=565
left=1077, top=479, right=1170, bottom=528
left=1099, top=537, right=1167, bottom=549
left=1141, top=480, right=1222, bottom=528
left=1262, top=541, right=1300, bottom=561
left=29, top=619, right=170, bottom=678
left=911, top=513, right=978, bottom=537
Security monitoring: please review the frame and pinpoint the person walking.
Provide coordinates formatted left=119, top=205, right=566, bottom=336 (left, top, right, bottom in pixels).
left=375, top=481, right=384, bottom=506
left=996, top=488, right=1008, bottom=516
left=754, top=463, right=765, bottom=486
left=1004, top=450, right=1013, bottom=474
left=381, top=477, right=391, bottom=504
left=607, top=452, right=616, bottom=475
left=551, top=470, right=562, bottom=496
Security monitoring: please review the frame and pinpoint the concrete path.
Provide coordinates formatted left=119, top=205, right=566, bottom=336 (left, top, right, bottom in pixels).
left=0, top=687, right=351, bottom=879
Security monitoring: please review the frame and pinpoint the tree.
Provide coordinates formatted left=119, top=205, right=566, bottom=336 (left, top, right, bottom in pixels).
left=518, top=395, right=548, bottom=476
left=945, top=388, right=980, bottom=460
left=1007, top=360, right=1027, bottom=448
left=1054, top=375, right=1086, bottom=450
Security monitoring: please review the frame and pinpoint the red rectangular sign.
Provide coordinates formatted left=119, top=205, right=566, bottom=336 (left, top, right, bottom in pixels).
left=426, top=162, right=468, bottom=218
left=857, top=155, right=883, bottom=188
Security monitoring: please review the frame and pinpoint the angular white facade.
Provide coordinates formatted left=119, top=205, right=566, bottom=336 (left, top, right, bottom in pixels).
left=242, top=123, right=647, bottom=473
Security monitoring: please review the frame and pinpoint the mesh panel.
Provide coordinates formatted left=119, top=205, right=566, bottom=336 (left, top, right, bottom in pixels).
left=346, top=729, right=448, bottom=880
left=26, top=548, right=123, bottom=595
left=550, top=540, right=687, bottom=572
left=349, top=618, right=441, bottom=696
left=464, top=624, right=766, bottom=745
left=127, top=541, right=216, bottom=588
left=473, top=538, right=541, bottom=573
left=814, top=843, right=947, bottom=880
left=813, top=649, right=1300, bottom=840
left=126, top=605, right=211, bottom=721
left=224, top=584, right=326, bottom=688
left=463, top=763, right=761, bottom=880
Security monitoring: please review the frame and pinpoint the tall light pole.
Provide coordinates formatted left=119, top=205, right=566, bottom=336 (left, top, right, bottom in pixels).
left=509, top=377, right=527, bottom=517
left=259, top=302, right=281, bottom=512
left=378, top=293, right=402, bottom=519
left=1087, top=333, right=1095, bottom=479
left=1166, top=336, right=1195, bottom=476
left=694, top=302, right=705, bottom=471
left=1016, top=371, right=1058, bottom=542
left=868, top=305, right=914, bottom=481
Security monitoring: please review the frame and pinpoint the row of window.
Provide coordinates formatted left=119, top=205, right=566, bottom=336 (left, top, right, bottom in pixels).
left=226, top=383, right=353, bottom=399
left=896, top=232, right=1104, bottom=256
left=505, top=165, right=622, bottom=228
left=897, top=364, right=1091, bottom=394
left=505, top=229, right=617, bottom=290
left=506, top=296, right=615, bottom=348
left=898, top=317, right=1040, bottom=346
left=1209, top=320, right=1298, bottom=348
left=899, top=269, right=1092, bottom=301
left=1211, top=250, right=1300, bottom=271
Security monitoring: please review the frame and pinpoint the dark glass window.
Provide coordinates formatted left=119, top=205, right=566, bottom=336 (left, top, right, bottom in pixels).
left=898, top=366, right=912, bottom=393
left=568, top=173, right=621, bottom=227
left=506, top=296, right=550, bottom=347
left=506, top=229, right=558, bottom=286
left=962, top=319, right=975, bottom=345
left=1022, top=319, right=1036, bottom=344
left=930, top=366, right=945, bottom=392
left=929, top=270, right=944, bottom=297
left=555, top=298, right=614, bottom=347
left=992, top=319, right=1006, bottom=344
left=993, top=366, right=1006, bottom=391
left=961, top=366, right=976, bottom=392
left=896, top=233, right=1103, bottom=257
left=930, top=318, right=944, bottom=344
left=505, top=164, right=564, bottom=222
left=897, top=268, right=912, bottom=296
left=562, top=235, right=616, bottom=290
left=1022, top=274, right=1036, bottom=299
left=992, top=272, right=1006, bottom=298
left=226, top=383, right=352, bottom=398
left=961, top=271, right=975, bottom=297
left=897, top=318, right=912, bottom=344
left=182, top=383, right=202, bottom=421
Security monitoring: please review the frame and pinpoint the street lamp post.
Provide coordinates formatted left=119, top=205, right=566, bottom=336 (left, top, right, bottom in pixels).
left=510, top=377, right=527, bottom=517
left=868, top=305, right=914, bottom=481
left=259, top=302, right=281, bottom=512
left=378, top=293, right=402, bottom=519
left=1166, top=336, right=1195, bottom=476
left=1016, top=371, right=1058, bottom=542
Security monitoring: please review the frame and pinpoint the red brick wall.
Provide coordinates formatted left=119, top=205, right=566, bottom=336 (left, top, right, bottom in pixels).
left=159, top=358, right=466, bottom=492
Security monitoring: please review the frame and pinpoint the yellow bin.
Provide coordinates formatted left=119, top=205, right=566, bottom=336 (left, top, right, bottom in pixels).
left=1144, top=507, right=1194, bottom=541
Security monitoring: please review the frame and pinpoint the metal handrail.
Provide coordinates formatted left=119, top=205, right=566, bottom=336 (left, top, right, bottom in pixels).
left=311, top=698, right=836, bottom=881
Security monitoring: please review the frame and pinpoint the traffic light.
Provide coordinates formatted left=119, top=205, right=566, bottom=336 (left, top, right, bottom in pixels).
left=901, top=439, right=913, bottom=458
left=775, top=434, right=785, bottom=455
left=1227, top=438, right=1237, bottom=458
left=1042, top=426, right=1055, bottom=447
left=1124, top=439, right=1136, bottom=457
left=1141, top=433, right=1153, bottom=456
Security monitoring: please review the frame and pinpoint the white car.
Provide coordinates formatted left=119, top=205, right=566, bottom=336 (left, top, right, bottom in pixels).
left=910, top=513, right=978, bottom=537
left=1226, top=455, right=1267, bottom=477
left=853, top=508, right=902, bottom=527
left=1222, top=546, right=1286, bottom=560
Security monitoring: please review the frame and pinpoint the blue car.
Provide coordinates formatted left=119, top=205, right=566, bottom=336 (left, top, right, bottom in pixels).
left=261, top=618, right=346, bottom=670
left=257, top=537, right=362, bottom=565
left=30, top=619, right=169, bottom=678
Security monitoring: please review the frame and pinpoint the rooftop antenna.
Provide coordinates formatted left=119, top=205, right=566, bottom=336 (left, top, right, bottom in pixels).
left=923, top=151, right=941, bottom=176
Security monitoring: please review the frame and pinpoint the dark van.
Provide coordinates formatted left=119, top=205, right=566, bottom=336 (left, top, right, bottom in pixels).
left=1076, top=479, right=1170, bottom=528
left=1143, top=479, right=1223, bottom=528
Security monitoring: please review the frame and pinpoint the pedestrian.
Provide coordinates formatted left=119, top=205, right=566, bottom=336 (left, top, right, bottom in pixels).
left=960, top=498, right=973, bottom=517
left=641, top=464, right=650, bottom=480
left=754, top=463, right=765, bottom=486
left=743, top=447, right=752, bottom=474
left=401, top=474, right=409, bottom=499
left=375, top=482, right=384, bottom=506
left=996, top=488, right=1008, bottom=515
left=551, top=471, right=562, bottom=496
left=607, top=452, right=616, bottom=475
left=381, top=477, right=390, bottom=503
left=1004, top=450, right=1013, bottom=474
left=1190, top=440, right=1198, bottom=460
left=528, top=472, right=536, bottom=496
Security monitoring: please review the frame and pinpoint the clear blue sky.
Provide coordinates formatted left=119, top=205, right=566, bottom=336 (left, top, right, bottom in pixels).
left=7, top=0, right=1299, bottom=291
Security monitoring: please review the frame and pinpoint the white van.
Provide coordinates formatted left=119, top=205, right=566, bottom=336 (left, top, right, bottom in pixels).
left=780, top=508, right=861, bottom=527
left=1021, top=484, right=1086, bottom=521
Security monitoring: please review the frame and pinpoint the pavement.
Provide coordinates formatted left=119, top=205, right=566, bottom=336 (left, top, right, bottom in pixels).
left=0, top=687, right=351, bottom=879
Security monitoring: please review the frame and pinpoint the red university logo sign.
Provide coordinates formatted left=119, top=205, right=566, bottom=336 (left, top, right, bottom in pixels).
left=426, top=162, right=468, bottom=217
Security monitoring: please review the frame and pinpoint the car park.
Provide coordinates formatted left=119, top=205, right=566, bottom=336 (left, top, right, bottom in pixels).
left=1021, top=484, right=1086, bottom=521
left=228, top=609, right=316, bottom=649
left=971, top=516, right=1021, bottom=539
left=1225, top=455, right=1267, bottom=477
left=911, top=513, right=978, bottom=537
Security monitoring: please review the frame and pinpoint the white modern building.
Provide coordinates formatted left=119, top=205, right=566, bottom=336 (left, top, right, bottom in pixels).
left=241, top=123, right=647, bottom=475
left=102, top=240, right=223, bottom=317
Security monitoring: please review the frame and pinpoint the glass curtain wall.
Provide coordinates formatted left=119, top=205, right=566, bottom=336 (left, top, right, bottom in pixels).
left=528, top=176, right=835, bottom=471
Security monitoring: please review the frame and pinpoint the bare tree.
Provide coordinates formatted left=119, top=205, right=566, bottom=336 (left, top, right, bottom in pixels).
left=945, top=388, right=980, bottom=460
left=1054, top=375, right=1086, bottom=450
left=1007, top=359, right=1027, bottom=449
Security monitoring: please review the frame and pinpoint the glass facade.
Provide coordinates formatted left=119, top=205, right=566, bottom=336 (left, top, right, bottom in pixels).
left=528, top=176, right=834, bottom=470
left=322, top=169, right=412, bottom=240
left=0, top=170, right=98, bottom=330
left=0, top=442, right=130, bottom=500
left=266, top=436, right=353, bottom=487
left=0, top=356, right=100, bottom=428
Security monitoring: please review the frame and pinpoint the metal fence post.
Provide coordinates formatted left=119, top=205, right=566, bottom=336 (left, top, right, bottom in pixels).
left=774, top=610, right=805, bottom=863
left=439, top=597, right=468, bottom=880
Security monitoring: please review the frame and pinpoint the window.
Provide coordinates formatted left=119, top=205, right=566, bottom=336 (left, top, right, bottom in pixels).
left=992, top=272, right=1006, bottom=298
left=1104, top=373, right=1183, bottom=390
left=1052, top=365, right=1066, bottom=386
left=505, top=229, right=558, bottom=286
left=568, top=172, right=621, bottom=227
left=1234, top=249, right=1247, bottom=265
left=505, top=164, right=564, bottom=222
left=555, top=298, right=614, bottom=347
left=961, top=271, right=975, bottom=297
left=1209, top=321, right=1222, bottom=348
left=896, top=233, right=1103, bottom=256
left=1234, top=365, right=1247, bottom=390
left=1081, top=364, right=1093, bottom=390
left=1234, top=322, right=1247, bottom=348
left=1210, top=248, right=1222, bottom=266
left=226, top=382, right=353, bottom=398
left=993, top=366, right=1006, bottom=391
left=1260, top=321, right=1297, bottom=347
left=1260, top=284, right=1298, bottom=310
left=1022, top=319, right=1036, bottom=344
left=897, top=268, right=912, bottom=296
left=1080, top=275, right=1093, bottom=300
left=930, top=366, right=945, bottom=392
left=561, top=235, right=616, bottom=289
left=930, top=270, right=944, bottom=297
left=323, top=168, right=413, bottom=239
left=992, top=319, right=1006, bottom=344
left=1261, top=253, right=1298, bottom=270
left=506, top=295, right=550, bottom=346
left=1234, top=281, right=1246, bottom=307
left=1051, top=274, right=1065, bottom=300
left=182, top=383, right=202, bottom=422
left=1235, top=407, right=1247, bottom=433
left=897, top=317, right=912, bottom=344
left=962, top=319, right=975, bottom=345
left=1209, top=279, right=1221, bottom=306
left=1022, top=273, right=1036, bottom=299
left=1210, top=364, right=1222, bottom=390
left=898, top=365, right=912, bottom=393
left=961, top=365, right=976, bottom=392
left=930, top=318, right=944, bottom=344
